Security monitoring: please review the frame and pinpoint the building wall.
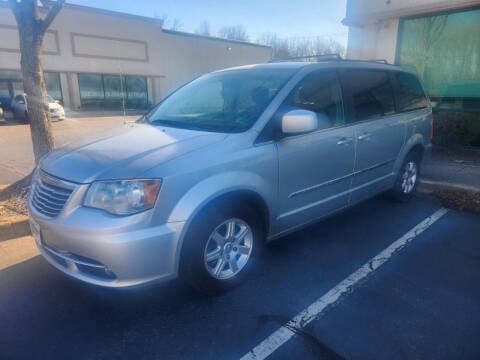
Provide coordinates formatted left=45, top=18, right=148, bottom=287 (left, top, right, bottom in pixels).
left=344, top=0, right=479, bottom=62
left=158, top=30, right=272, bottom=98
left=0, top=4, right=271, bottom=110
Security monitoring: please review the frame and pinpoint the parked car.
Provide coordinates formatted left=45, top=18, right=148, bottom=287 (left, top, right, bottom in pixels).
left=11, top=94, right=65, bottom=122
left=0, top=101, right=4, bottom=121
left=0, top=94, right=12, bottom=111
left=28, top=60, right=432, bottom=293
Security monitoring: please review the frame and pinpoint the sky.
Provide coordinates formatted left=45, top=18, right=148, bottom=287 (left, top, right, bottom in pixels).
left=67, top=0, right=348, bottom=46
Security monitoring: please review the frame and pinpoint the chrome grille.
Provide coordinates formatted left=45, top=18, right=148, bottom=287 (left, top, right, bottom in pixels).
left=31, top=171, right=75, bottom=217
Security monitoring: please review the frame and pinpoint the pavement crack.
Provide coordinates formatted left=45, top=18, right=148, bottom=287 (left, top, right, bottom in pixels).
left=256, top=314, right=346, bottom=359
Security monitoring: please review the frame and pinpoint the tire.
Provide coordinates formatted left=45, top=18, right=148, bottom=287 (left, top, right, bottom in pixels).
left=24, top=111, right=29, bottom=123
left=388, top=151, right=421, bottom=202
left=180, top=203, right=263, bottom=294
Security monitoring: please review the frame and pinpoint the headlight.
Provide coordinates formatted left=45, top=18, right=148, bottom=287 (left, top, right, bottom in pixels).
left=84, top=179, right=162, bottom=215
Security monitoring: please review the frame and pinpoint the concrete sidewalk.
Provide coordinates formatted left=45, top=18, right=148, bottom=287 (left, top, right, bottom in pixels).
left=420, top=147, right=480, bottom=191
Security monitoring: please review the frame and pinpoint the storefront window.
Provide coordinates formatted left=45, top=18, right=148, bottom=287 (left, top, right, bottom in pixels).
left=103, top=74, right=124, bottom=108
left=398, top=8, right=480, bottom=111
left=125, top=75, right=148, bottom=108
left=44, top=72, right=62, bottom=103
left=78, top=73, right=148, bottom=109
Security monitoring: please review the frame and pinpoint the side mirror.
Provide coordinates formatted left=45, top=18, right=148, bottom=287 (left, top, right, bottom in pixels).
left=281, top=109, right=318, bottom=135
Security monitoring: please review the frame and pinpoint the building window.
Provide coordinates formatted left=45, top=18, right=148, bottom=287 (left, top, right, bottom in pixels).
left=44, top=72, right=63, bottom=103
left=78, top=73, right=148, bottom=109
left=0, top=70, right=62, bottom=107
left=397, top=8, right=480, bottom=111
left=103, top=75, right=124, bottom=108
left=125, top=75, right=148, bottom=108
left=78, top=73, right=104, bottom=108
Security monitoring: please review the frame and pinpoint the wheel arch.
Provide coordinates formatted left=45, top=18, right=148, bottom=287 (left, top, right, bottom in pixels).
left=168, top=172, right=274, bottom=275
left=394, top=134, right=426, bottom=174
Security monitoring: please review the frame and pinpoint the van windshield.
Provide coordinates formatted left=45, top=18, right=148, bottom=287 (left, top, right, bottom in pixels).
left=147, top=68, right=296, bottom=133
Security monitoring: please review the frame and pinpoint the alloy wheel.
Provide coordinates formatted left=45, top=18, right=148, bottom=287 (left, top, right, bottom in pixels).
left=203, top=218, right=253, bottom=280
left=401, top=161, right=417, bottom=194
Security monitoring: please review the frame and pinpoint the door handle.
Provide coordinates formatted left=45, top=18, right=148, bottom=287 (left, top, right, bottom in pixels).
left=337, top=137, right=353, bottom=145
left=358, top=133, right=371, bottom=141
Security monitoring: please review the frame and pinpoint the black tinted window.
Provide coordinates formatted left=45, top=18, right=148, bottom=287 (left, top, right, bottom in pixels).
left=286, top=71, right=344, bottom=129
left=395, top=72, right=428, bottom=112
left=341, top=70, right=395, bottom=122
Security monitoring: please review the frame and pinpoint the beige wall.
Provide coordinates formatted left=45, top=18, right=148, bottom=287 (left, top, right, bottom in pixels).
left=159, top=31, right=272, bottom=97
left=0, top=4, right=271, bottom=109
left=344, top=0, right=479, bottom=62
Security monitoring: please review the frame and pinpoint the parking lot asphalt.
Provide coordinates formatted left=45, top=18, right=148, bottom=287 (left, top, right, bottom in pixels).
left=0, top=116, right=137, bottom=184
left=1, top=194, right=479, bottom=360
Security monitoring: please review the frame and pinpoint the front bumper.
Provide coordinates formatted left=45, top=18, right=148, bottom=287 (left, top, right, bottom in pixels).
left=49, top=112, right=65, bottom=121
left=29, top=203, right=186, bottom=288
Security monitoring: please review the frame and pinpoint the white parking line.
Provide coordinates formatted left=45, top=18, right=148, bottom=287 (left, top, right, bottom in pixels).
left=241, top=207, right=449, bottom=360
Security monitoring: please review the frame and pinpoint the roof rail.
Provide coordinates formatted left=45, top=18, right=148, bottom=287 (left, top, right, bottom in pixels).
left=269, top=55, right=392, bottom=65
left=269, top=53, right=343, bottom=63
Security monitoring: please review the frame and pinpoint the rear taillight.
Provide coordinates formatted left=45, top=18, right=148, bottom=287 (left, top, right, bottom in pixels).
left=430, top=114, right=434, bottom=140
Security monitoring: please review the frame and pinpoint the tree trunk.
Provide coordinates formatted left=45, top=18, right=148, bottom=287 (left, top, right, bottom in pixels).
left=14, top=1, right=55, bottom=165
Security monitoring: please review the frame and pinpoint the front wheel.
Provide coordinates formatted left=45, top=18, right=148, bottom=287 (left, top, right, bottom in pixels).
left=180, top=204, right=262, bottom=294
left=388, top=153, right=421, bottom=202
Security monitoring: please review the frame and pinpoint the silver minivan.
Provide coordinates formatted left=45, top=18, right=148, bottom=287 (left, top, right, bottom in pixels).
left=28, top=61, right=432, bottom=292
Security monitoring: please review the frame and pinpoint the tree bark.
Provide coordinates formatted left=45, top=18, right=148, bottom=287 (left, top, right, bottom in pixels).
left=20, top=26, right=55, bottom=164
left=9, top=0, right=60, bottom=165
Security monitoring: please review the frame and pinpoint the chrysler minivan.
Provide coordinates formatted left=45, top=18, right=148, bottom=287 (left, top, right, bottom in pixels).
left=28, top=60, right=432, bottom=292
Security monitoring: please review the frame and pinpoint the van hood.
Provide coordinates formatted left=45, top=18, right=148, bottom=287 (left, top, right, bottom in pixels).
left=40, top=123, right=227, bottom=183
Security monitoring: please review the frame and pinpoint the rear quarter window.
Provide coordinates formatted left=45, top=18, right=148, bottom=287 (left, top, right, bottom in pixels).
left=395, top=72, right=428, bottom=112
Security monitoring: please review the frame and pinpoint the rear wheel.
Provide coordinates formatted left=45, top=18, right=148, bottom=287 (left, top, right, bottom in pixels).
left=180, top=203, right=262, bottom=294
left=388, top=152, right=421, bottom=202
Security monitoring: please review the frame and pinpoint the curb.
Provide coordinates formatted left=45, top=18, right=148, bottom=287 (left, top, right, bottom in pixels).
left=0, top=215, right=30, bottom=242
left=418, top=179, right=480, bottom=193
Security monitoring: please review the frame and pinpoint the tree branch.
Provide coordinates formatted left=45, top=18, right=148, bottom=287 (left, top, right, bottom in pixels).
left=7, top=0, right=22, bottom=24
left=40, top=0, right=65, bottom=33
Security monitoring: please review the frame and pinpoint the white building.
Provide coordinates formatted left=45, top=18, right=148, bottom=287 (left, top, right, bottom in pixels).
left=0, top=3, right=272, bottom=110
left=343, top=0, right=480, bottom=103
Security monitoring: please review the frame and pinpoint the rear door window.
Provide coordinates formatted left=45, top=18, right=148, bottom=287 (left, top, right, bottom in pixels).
left=341, top=70, right=395, bottom=122
left=394, top=72, right=428, bottom=112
